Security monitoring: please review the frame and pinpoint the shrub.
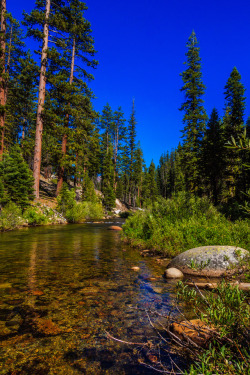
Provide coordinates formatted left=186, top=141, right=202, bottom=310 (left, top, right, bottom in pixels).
left=176, top=281, right=250, bottom=374
left=0, top=202, right=23, bottom=231
left=56, top=183, right=76, bottom=215
left=122, top=193, right=249, bottom=256
left=0, top=146, right=34, bottom=209
left=23, top=207, right=48, bottom=225
left=65, top=201, right=104, bottom=223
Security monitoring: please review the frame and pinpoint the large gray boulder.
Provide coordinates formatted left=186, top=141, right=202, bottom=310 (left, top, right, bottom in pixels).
left=167, top=246, right=249, bottom=277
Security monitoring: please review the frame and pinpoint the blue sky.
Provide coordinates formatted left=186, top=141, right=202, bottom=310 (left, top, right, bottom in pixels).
left=9, top=0, right=250, bottom=166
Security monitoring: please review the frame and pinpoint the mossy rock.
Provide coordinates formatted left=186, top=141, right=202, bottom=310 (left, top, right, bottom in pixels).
left=168, top=246, right=249, bottom=277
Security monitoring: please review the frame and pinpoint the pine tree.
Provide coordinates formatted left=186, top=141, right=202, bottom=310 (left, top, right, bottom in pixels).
left=23, top=0, right=53, bottom=198
left=102, top=146, right=115, bottom=210
left=128, top=99, right=137, bottom=205
left=52, top=0, right=97, bottom=195
left=6, top=50, right=38, bottom=151
left=0, top=146, right=34, bottom=208
left=142, top=160, right=158, bottom=205
left=202, top=109, right=224, bottom=204
left=113, top=107, right=127, bottom=189
left=222, top=67, right=246, bottom=201
left=133, top=142, right=144, bottom=206
left=180, top=31, right=207, bottom=193
left=0, top=0, right=6, bottom=156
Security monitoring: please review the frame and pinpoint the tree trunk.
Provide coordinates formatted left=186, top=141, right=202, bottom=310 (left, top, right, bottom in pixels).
left=33, top=0, right=51, bottom=200
left=56, top=37, right=75, bottom=196
left=0, top=0, right=6, bottom=157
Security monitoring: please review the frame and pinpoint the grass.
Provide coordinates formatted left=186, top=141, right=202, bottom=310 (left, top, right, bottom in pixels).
left=122, top=193, right=249, bottom=257
left=176, top=281, right=250, bottom=374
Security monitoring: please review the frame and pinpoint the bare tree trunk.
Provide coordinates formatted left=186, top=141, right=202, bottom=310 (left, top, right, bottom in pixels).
left=0, top=0, right=6, bottom=157
left=56, top=37, right=75, bottom=196
left=33, top=0, right=51, bottom=200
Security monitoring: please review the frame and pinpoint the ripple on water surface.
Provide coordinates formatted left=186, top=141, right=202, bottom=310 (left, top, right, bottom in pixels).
left=0, top=223, right=182, bottom=374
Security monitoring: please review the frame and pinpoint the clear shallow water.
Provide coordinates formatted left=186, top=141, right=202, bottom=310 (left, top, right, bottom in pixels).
left=0, top=223, right=180, bottom=374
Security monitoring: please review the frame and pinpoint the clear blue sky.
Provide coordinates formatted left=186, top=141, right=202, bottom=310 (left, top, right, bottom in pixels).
left=9, top=0, right=250, bottom=166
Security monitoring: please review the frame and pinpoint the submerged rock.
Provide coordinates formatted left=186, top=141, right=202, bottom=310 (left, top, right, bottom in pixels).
left=131, top=266, right=140, bottom=271
left=168, top=246, right=249, bottom=277
left=164, top=267, right=184, bottom=279
left=171, top=319, right=215, bottom=346
left=108, top=226, right=122, bottom=231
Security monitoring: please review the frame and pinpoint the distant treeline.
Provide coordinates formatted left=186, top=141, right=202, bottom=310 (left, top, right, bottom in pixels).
left=0, top=2, right=249, bottom=212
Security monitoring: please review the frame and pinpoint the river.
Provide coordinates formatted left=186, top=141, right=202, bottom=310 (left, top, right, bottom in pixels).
left=0, top=222, right=183, bottom=374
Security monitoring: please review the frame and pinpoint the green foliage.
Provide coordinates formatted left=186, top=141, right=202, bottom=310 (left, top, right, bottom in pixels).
left=222, top=68, right=246, bottom=201
left=0, top=202, right=23, bottom=231
left=23, top=206, right=48, bottom=225
left=102, top=146, right=116, bottom=210
left=202, top=109, right=224, bottom=204
left=180, top=31, right=207, bottom=193
left=177, top=281, right=250, bottom=374
left=122, top=193, right=249, bottom=256
left=65, top=201, right=103, bottom=223
left=56, top=183, right=76, bottom=215
left=82, top=171, right=97, bottom=203
left=57, top=182, right=103, bottom=222
left=0, top=147, right=34, bottom=208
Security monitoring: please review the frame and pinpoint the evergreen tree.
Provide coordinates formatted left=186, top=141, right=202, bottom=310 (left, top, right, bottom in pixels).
left=0, top=0, right=6, bottom=156
left=222, top=67, right=246, bottom=201
left=202, top=109, right=224, bottom=204
left=180, top=31, right=207, bottom=193
left=142, top=160, right=158, bottom=205
left=0, top=146, right=34, bottom=208
left=102, top=146, right=116, bottom=210
left=128, top=99, right=137, bottom=205
left=113, top=107, right=127, bottom=189
left=23, top=0, right=55, bottom=198
left=133, top=142, right=144, bottom=206
left=6, top=50, right=38, bottom=151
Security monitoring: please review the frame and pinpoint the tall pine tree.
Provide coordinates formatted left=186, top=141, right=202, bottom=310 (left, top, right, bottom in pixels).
left=180, top=31, right=207, bottom=194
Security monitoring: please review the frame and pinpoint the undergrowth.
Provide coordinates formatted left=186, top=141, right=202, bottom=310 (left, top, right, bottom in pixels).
left=122, top=193, right=249, bottom=256
left=177, top=281, right=250, bottom=374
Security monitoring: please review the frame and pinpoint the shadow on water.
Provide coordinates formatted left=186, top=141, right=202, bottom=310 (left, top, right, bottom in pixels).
left=0, top=223, right=184, bottom=374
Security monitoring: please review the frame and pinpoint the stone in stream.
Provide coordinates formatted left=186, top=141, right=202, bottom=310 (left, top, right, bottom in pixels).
left=108, top=225, right=122, bottom=231
left=167, top=246, right=249, bottom=277
left=171, top=319, right=215, bottom=346
left=164, top=267, right=184, bottom=279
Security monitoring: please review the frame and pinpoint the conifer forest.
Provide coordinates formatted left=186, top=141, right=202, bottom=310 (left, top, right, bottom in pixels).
left=0, top=1, right=249, bottom=214
left=0, top=1, right=249, bottom=374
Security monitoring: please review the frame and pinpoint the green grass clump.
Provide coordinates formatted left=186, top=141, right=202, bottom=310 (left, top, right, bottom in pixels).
left=23, top=206, right=48, bottom=225
left=122, top=193, right=249, bottom=256
left=65, top=201, right=104, bottom=223
left=0, top=202, right=24, bottom=231
left=56, top=182, right=104, bottom=223
left=176, top=281, right=250, bottom=374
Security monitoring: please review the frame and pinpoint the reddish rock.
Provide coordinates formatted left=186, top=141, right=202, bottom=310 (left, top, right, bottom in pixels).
left=108, top=226, right=122, bottom=231
left=171, top=319, right=215, bottom=346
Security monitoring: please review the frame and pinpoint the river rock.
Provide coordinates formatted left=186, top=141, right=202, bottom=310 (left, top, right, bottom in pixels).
left=168, top=246, right=249, bottom=277
left=108, top=226, right=122, bottom=231
left=171, top=319, right=215, bottom=346
left=164, top=267, right=184, bottom=279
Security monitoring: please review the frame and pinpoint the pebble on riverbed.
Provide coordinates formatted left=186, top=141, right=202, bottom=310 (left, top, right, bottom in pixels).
left=108, top=226, right=122, bottom=231
left=164, top=267, right=184, bottom=279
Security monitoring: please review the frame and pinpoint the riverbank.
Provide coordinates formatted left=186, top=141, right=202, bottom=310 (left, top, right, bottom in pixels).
left=121, top=194, right=250, bottom=258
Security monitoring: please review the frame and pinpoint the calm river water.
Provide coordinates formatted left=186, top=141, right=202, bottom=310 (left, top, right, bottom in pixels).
left=0, top=223, right=183, bottom=374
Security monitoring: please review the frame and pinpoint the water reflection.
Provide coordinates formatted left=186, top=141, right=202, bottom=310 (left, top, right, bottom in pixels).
left=0, top=224, right=178, bottom=374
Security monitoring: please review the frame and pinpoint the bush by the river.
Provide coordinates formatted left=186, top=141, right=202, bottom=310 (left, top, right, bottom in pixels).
left=0, top=202, right=24, bottom=231
left=23, top=206, right=49, bottom=225
left=177, top=281, right=250, bottom=374
left=122, top=193, right=249, bottom=256
left=0, top=147, right=34, bottom=209
left=57, top=183, right=104, bottom=223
